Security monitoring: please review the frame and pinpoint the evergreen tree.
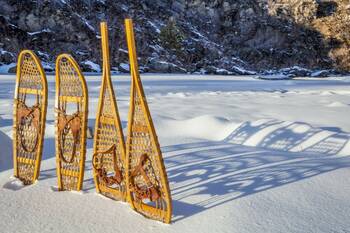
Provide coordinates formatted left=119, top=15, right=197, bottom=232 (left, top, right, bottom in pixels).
left=160, top=18, right=185, bottom=52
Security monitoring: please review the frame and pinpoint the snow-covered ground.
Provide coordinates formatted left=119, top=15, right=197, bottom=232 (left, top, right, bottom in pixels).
left=0, top=74, right=350, bottom=233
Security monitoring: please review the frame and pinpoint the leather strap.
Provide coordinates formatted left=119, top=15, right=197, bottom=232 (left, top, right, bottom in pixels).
left=92, top=145, right=123, bottom=186
left=130, top=154, right=161, bottom=202
left=17, top=100, right=41, bottom=153
left=56, top=108, right=81, bottom=164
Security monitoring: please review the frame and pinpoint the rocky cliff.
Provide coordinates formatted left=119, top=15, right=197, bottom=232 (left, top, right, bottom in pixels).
left=0, top=0, right=349, bottom=75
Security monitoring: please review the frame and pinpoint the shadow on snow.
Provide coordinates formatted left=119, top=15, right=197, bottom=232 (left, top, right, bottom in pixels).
left=165, top=140, right=350, bottom=222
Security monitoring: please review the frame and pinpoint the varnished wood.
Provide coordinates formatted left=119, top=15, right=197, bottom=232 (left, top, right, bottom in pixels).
left=92, top=22, right=127, bottom=201
left=13, top=50, right=48, bottom=184
left=55, top=54, right=88, bottom=191
left=125, top=19, right=172, bottom=224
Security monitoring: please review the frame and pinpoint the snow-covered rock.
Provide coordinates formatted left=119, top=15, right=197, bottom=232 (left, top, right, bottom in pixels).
left=82, top=60, right=101, bottom=72
left=0, top=63, right=16, bottom=73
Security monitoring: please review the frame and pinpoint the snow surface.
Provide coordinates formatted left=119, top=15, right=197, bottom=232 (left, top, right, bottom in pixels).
left=0, top=74, right=350, bottom=233
left=0, top=63, right=16, bottom=73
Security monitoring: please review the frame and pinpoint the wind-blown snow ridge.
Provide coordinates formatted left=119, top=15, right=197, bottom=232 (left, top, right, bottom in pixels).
left=158, top=115, right=240, bottom=141
left=159, top=116, right=350, bottom=157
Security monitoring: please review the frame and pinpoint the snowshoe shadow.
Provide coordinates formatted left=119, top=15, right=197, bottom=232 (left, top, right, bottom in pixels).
left=82, top=177, right=97, bottom=192
left=49, top=185, right=88, bottom=195
left=38, top=167, right=56, bottom=181
left=165, top=139, right=350, bottom=222
left=0, top=130, right=13, bottom=172
left=3, top=178, right=32, bottom=191
left=0, top=116, right=12, bottom=128
left=223, top=119, right=350, bottom=156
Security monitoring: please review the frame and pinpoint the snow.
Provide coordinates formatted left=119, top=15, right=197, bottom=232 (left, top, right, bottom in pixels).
left=148, top=21, right=161, bottom=34
left=187, top=23, right=222, bottom=49
left=0, top=74, right=350, bottom=233
left=311, top=70, right=333, bottom=77
left=214, top=68, right=230, bottom=75
left=149, top=44, right=164, bottom=53
left=82, top=61, right=101, bottom=72
left=41, top=62, right=54, bottom=71
left=0, top=48, right=14, bottom=57
left=37, top=51, right=50, bottom=59
left=231, top=66, right=256, bottom=75
left=119, top=63, right=130, bottom=71
left=121, top=4, right=129, bottom=11
left=118, top=48, right=128, bottom=54
left=326, top=101, right=348, bottom=108
left=257, top=74, right=292, bottom=80
left=0, top=63, right=16, bottom=73
left=27, top=28, right=53, bottom=36
left=158, top=115, right=240, bottom=141
left=76, top=51, right=88, bottom=56
left=73, top=13, right=96, bottom=33
left=0, top=130, right=12, bottom=171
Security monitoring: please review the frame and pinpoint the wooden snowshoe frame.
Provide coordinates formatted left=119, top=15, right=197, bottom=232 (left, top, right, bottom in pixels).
left=55, top=54, right=88, bottom=191
left=125, top=19, right=172, bottom=224
left=13, top=50, right=48, bottom=185
left=92, top=22, right=127, bottom=201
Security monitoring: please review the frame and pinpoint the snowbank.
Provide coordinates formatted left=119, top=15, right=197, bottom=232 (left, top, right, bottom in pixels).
left=158, top=116, right=350, bottom=156
left=158, top=115, right=240, bottom=141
